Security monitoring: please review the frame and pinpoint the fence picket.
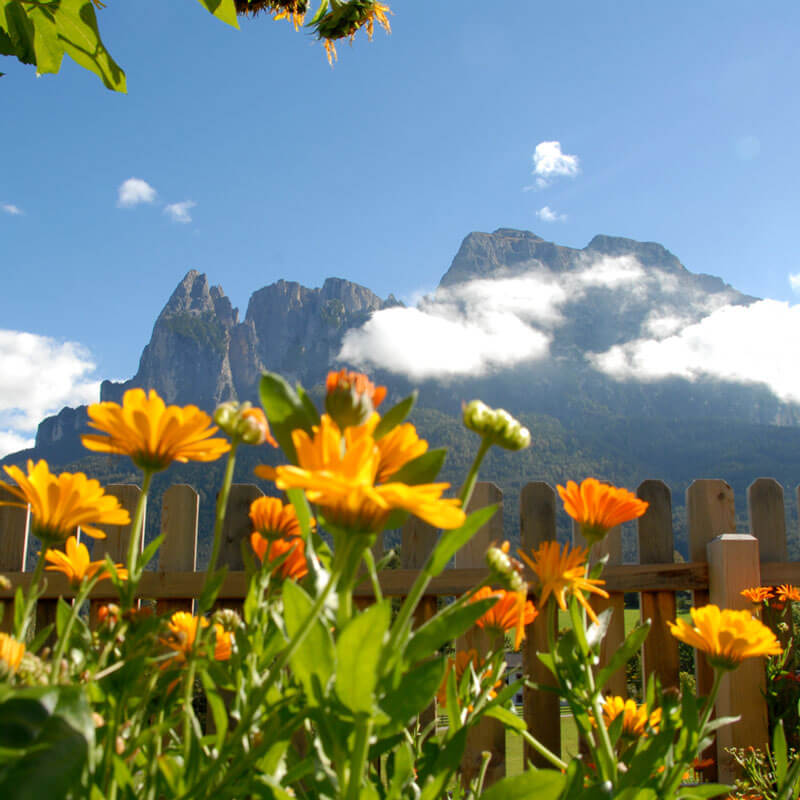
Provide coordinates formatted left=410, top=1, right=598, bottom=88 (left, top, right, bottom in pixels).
left=157, top=485, right=199, bottom=616
left=0, top=488, right=28, bottom=634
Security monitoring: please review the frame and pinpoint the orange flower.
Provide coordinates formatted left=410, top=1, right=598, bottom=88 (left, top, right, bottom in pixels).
left=519, top=540, right=609, bottom=626
left=668, top=605, right=782, bottom=670
left=162, top=612, right=232, bottom=663
left=44, top=536, right=127, bottom=588
left=741, top=586, right=774, bottom=604
left=325, top=369, right=387, bottom=428
left=374, top=422, right=428, bottom=482
left=250, top=534, right=308, bottom=581
left=82, top=388, right=230, bottom=471
left=0, top=460, right=130, bottom=545
left=0, top=633, right=25, bottom=674
left=775, top=584, right=800, bottom=603
left=557, top=478, right=648, bottom=544
left=249, top=496, right=305, bottom=540
left=470, top=587, right=537, bottom=650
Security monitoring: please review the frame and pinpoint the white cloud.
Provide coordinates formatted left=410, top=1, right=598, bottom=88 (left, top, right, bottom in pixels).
left=0, top=330, right=101, bottom=452
left=574, top=255, right=645, bottom=288
left=164, top=201, right=196, bottom=224
left=117, top=178, right=157, bottom=208
left=537, top=205, right=567, bottom=223
left=2, top=203, right=23, bottom=216
left=590, top=299, right=800, bottom=403
left=790, top=273, right=800, bottom=292
left=0, top=431, right=34, bottom=459
left=532, top=141, right=580, bottom=188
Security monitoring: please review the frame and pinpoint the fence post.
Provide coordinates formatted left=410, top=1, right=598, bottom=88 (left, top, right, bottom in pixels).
left=707, top=533, right=767, bottom=783
left=157, top=485, right=199, bottom=616
left=520, top=482, right=561, bottom=765
left=637, top=480, right=680, bottom=689
left=0, top=488, right=28, bottom=634
left=455, top=482, right=505, bottom=786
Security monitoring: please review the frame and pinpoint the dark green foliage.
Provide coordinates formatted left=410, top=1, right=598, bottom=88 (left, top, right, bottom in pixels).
left=163, top=312, right=227, bottom=356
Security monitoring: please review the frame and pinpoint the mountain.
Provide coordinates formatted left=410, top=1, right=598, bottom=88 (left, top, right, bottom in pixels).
left=7, top=228, right=800, bottom=560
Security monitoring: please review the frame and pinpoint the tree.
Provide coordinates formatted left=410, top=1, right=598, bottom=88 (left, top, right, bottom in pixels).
left=0, top=0, right=391, bottom=92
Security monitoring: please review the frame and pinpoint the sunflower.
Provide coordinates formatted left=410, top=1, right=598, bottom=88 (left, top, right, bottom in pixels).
left=255, top=414, right=464, bottom=534
left=518, top=540, right=609, bottom=626
left=557, top=478, right=649, bottom=544
left=162, top=612, right=232, bottom=663
left=470, top=587, right=537, bottom=650
left=601, top=696, right=661, bottom=737
left=0, top=460, right=130, bottom=545
left=44, top=536, right=127, bottom=588
left=740, top=586, right=774, bottom=604
left=82, top=388, right=230, bottom=472
left=251, top=533, right=308, bottom=581
left=0, top=633, right=25, bottom=675
left=668, top=605, right=782, bottom=671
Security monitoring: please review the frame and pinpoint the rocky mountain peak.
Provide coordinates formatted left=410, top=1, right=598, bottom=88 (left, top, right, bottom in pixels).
left=583, top=235, right=685, bottom=273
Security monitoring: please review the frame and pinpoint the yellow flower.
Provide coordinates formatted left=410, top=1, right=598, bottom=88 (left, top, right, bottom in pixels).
left=668, top=605, right=782, bottom=671
left=44, top=536, right=127, bottom=588
left=374, top=422, right=428, bottom=482
left=741, top=586, right=774, bottom=604
left=0, top=633, right=25, bottom=674
left=601, top=696, right=661, bottom=737
left=82, top=389, right=230, bottom=472
left=557, top=478, right=649, bottom=544
left=470, top=587, right=537, bottom=651
left=518, top=540, right=609, bottom=626
left=163, top=612, right=232, bottom=663
left=0, top=460, right=130, bottom=544
left=255, top=414, right=464, bottom=534
left=776, top=584, right=800, bottom=603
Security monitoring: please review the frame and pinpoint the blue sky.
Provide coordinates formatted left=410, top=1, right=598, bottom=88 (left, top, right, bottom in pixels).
left=2, top=0, right=800, bottom=454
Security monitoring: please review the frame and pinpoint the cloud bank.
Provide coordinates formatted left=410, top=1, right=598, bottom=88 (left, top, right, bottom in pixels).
left=0, top=330, right=101, bottom=457
left=118, top=178, right=157, bottom=207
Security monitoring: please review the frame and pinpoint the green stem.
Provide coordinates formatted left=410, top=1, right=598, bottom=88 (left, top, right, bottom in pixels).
left=17, top=547, right=47, bottom=640
left=459, top=437, right=492, bottom=509
left=520, top=729, right=568, bottom=771
left=362, top=547, right=383, bottom=604
left=345, top=715, right=372, bottom=800
left=125, top=469, right=154, bottom=589
left=49, top=578, right=94, bottom=684
left=203, top=441, right=239, bottom=594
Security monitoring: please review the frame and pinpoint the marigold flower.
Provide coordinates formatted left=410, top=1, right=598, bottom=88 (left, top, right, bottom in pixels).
left=775, top=584, right=800, bottom=603
left=601, top=696, right=661, bottom=737
left=325, top=369, right=387, bottom=429
left=249, top=496, right=305, bottom=540
left=373, top=422, right=427, bottom=482
left=557, top=478, right=649, bottom=545
left=251, top=533, right=308, bottom=581
left=0, top=633, right=25, bottom=675
left=255, top=415, right=464, bottom=534
left=0, top=460, right=130, bottom=544
left=470, top=587, right=537, bottom=651
left=163, top=612, right=232, bottom=663
left=518, top=540, right=609, bottom=626
left=668, top=605, right=782, bottom=671
left=82, top=388, right=230, bottom=471
left=741, top=586, right=774, bottom=604
left=44, top=536, right=127, bottom=588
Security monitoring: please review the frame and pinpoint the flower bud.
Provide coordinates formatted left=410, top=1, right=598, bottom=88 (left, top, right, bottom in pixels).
left=325, top=369, right=387, bottom=429
left=213, top=401, right=277, bottom=447
left=462, top=400, right=531, bottom=451
left=486, top=541, right=527, bottom=593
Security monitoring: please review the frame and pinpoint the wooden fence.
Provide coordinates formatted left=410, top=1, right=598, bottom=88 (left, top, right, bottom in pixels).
left=2, top=477, right=799, bottom=784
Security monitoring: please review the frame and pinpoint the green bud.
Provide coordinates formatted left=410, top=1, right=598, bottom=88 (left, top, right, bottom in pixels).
left=486, top=542, right=527, bottom=593
left=462, top=400, right=531, bottom=451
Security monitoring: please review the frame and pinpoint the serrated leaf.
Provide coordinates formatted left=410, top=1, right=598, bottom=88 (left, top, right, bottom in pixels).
left=373, top=392, right=417, bottom=439
left=426, top=505, right=497, bottom=577
left=336, top=601, right=390, bottom=713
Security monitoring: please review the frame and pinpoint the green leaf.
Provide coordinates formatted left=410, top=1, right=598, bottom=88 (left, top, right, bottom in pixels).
left=200, top=671, right=228, bottom=750
left=426, top=505, right=497, bottom=577
left=27, top=3, right=63, bottom=75
left=419, top=727, right=468, bottom=800
left=286, top=488, right=314, bottom=539
left=478, top=769, right=566, bottom=800
left=404, top=597, right=497, bottom=664
left=259, top=372, right=317, bottom=464
left=774, top=719, right=788, bottom=785
left=296, top=384, right=321, bottom=427
left=336, top=601, right=390, bottom=713
left=282, top=580, right=334, bottom=704
left=389, top=448, right=447, bottom=486
left=55, top=598, right=71, bottom=638
left=140, top=533, right=165, bottom=571
left=2, top=1, right=35, bottom=64
left=198, top=566, right=227, bottom=613
left=678, top=785, right=730, bottom=799
left=195, top=0, right=239, bottom=27
left=380, top=658, right=444, bottom=726
left=385, top=740, right=415, bottom=800
left=52, top=0, right=126, bottom=92
left=484, top=704, right=526, bottom=732
left=596, top=620, right=651, bottom=687
left=373, top=392, right=417, bottom=439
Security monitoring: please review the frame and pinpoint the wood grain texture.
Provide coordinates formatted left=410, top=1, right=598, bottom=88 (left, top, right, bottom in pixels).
left=217, top=484, right=263, bottom=572
left=748, top=478, right=787, bottom=562
left=637, top=480, right=680, bottom=689
left=0, top=488, right=28, bottom=634
left=157, top=485, right=198, bottom=616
